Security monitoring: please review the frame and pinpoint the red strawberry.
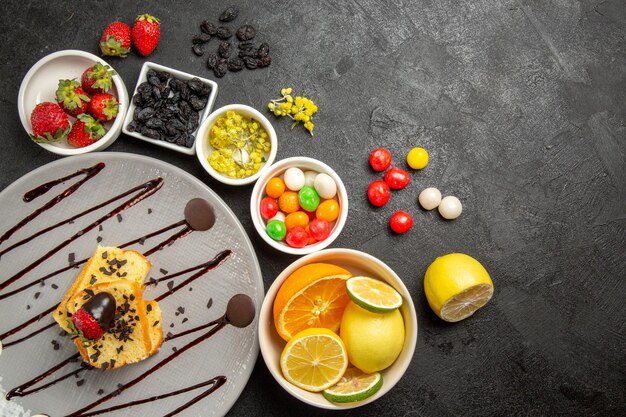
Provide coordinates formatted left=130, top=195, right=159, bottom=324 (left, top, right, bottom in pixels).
left=81, top=62, right=116, bottom=95
left=67, top=114, right=107, bottom=148
left=29, top=102, right=71, bottom=143
left=99, top=21, right=131, bottom=57
left=132, top=14, right=161, bottom=56
left=71, top=308, right=104, bottom=340
left=88, top=93, right=119, bottom=122
left=55, top=79, right=90, bottom=117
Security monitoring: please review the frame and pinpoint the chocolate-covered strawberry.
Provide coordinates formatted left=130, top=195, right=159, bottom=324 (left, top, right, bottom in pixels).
left=81, top=62, right=116, bottom=95
left=55, top=79, right=90, bottom=117
left=88, top=93, right=119, bottom=122
left=70, top=292, right=116, bottom=340
left=29, top=102, right=71, bottom=143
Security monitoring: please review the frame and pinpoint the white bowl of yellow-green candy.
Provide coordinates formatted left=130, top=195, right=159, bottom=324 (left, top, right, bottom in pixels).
left=195, top=104, right=277, bottom=186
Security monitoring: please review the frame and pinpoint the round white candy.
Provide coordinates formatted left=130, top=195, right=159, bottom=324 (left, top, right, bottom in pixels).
left=438, top=196, right=462, bottom=220
left=314, top=173, right=337, bottom=199
left=283, top=167, right=305, bottom=191
left=303, top=170, right=318, bottom=187
left=270, top=211, right=286, bottom=222
left=418, top=187, right=442, bottom=210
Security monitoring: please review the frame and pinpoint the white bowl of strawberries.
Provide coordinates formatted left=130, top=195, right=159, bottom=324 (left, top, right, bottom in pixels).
left=17, top=49, right=129, bottom=155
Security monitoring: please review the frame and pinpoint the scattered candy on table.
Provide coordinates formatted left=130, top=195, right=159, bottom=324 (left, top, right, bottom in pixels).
left=418, top=187, right=441, bottom=210
left=438, top=196, right=462, bottom=220
left=260, top=167, right=341, bottom=248
left=367, top=180, right=391, bottom=207
left=369, top=148, right=392, bottom=172
left=406, top=147, right=428, bottom=170
left=390, top=211, right=413, bottom=234
left=384, top=167, right=410, bottom=190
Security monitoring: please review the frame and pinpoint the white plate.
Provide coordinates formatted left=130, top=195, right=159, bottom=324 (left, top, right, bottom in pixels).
left=0, top=153, right=263, bottom=417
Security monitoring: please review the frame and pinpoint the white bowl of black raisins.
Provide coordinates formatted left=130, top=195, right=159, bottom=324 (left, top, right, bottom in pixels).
left=122, top=62, right=218, bottom=155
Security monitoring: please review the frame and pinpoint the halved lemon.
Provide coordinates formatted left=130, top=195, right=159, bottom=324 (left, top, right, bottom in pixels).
left=346, top=276, right=403, bottom=313
left=273, top=263, right=352, bottom=341
left=323, top=368, right=383, bottom=403
left=424, top=253, right=494, bottom=322
left=280, top=328, right=349, bottom=392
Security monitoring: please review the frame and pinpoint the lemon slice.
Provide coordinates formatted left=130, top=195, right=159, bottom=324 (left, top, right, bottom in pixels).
left=323, top=368, right=383, bottom=403
left=280, top=328, right=349, bottom=392
left=424, top=253, right=494, bottom=322
left=345, top=276, right=403, bottom=313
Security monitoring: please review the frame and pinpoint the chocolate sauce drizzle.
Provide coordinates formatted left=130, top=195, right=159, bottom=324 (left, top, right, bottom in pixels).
left=6, top=353, right=81, bottom=399
left=0, top=178, right=164, bottom=292
left=76, top=376, right=227, bottom=417
left=0, top=163, right=104, bottom=244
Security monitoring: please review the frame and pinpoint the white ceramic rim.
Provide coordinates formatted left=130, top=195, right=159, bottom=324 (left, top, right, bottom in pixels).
left=258, top=248, right=418, bottom=409
left=17, top=49, right=128, bottom=156
left=249, top=157, right=349, bottom=255
left=121, top=61, right=219, bottom=156
left=195, top=104, right=278, bottom=186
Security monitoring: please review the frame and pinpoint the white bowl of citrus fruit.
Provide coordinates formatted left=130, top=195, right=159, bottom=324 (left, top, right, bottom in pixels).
left=258, top=249, right=418, bottom=409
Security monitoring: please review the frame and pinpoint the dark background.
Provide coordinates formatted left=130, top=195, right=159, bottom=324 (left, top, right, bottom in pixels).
left=1, top=0, right=625, bottom=416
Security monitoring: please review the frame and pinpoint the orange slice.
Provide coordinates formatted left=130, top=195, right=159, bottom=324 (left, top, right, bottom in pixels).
left=273, top=263, right=352, bottom=341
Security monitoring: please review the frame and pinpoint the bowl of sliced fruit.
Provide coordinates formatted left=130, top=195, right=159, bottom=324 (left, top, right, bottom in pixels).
left=17, top=49, right=128, bottom=155
left=258, top=248, right=418, bottom=409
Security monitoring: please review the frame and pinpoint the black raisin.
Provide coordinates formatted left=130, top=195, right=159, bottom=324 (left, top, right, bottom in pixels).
left=169, top=78, right=184, bottom=91
left=133, top=106, right=142, bottom=121
left=192, top=44, right=204, bottom=56
left=188, top=78, right=205, bottom=93
left=257, top=42, right=269, bottom=58
left=141, top=127, right=160, bottom=139
left=218, top=41, right=232, bottom=58
left=179, top=101, right=192, bottom=120
left=137, top=107, right=155, bottom=122
left=200, top=21, right=217, bottom=35
left=185, top=133, right=195, bottom=148
left=243, top=56, right=258, bottom=69
left=236, top=25, right=256, bottom=41
left=169, top=118, right=186, bottom=131
left=238, top=40, right=256, bottom=50
left=238, top=49, right=257, bottom=59
left=127, top=120, right=139, bottom=132
left=219, top=6, right=239, bottom=22
left=257, top=55, right=272, bottom=68
left=156, top=71, right=171, bottom=82
left=186, top=116, right=199, bottom=132
left=189, top=96, right=208, bottom=111
left=137, top=82, right=152, bottom=94
left=206, top=53, right=218, bottom=69
left=197, top=83, right=212, bottom=97
left=152, top=86, right=163, bottom=100
left=146, top=118, right=165, bottom=130
left=148, top=75, right=161, bottom=86
left=175, top=133, right=188, bottom=146
left=216, top=26, right=232, bottom=40
left=192, top=33, right=211, bottom=44
left=179, top=84, right=192, bottom=101
left=146, top=69, right=158, bottom=79
left=227, top=57, right=244, bottom=72
left=132, top=94, right=143, bottom=106
left=165, top=133, right=177, bottom=143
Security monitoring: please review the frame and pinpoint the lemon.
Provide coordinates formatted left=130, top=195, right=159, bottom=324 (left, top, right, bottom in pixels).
left=323, top=367, right=383, bottom=403
left=346, top=276, right=403, bottom=313
left=280, top=328, right=348, bottom=392
left=340, top=302, right=404, bottom=373
left=424, top=253, right=494, bottom=322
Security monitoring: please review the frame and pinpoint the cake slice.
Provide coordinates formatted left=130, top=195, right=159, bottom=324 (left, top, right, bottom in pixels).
left=53, top=245, right=151, bottom=333
left=67, top=280, right=154, bottom=369
left=145, top=300, right=164, bottom=356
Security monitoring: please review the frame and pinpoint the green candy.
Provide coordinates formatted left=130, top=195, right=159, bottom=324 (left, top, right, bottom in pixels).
left=266, top=220, right=287, bottom=241
left=298, top=186, right=320, bottom=212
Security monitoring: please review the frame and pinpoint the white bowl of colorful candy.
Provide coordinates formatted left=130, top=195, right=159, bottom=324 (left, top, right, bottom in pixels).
left=250, top=157, right=348, bottom=255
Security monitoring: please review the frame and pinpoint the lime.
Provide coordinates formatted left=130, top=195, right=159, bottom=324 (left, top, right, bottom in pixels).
left=323, top=368, right=383, bottom=403
left=424, top=253, right=493, bottom=322
left=346, top=276, right=402, bottom=313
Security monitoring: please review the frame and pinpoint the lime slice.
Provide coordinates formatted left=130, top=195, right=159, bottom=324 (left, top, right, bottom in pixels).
left=323, top=368, right=383, bottom=403
left=345, top=276, right=403, bottom=313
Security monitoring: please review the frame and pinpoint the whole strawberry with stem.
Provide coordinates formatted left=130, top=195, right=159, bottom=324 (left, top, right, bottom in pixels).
left=29, top=102, right=71, bottom=143
left=88, top=93, right=119, bottom=122
left=132, top=14, right=161, bottom=56
left=81, top=62, right=116, bottom=95
left=55, top=79, right=91, bottom=117
left=99, top=21, right=131, bottom=57
left=70, top=292, right=116, bottom=342
left=67, top=114, right=107, bottom=148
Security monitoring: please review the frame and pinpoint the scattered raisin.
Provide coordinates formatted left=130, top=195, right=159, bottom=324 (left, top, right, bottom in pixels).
left=257, top=55, right=272, bottom=68
left=206, top=53, right=218, bottom=69
left=193, top=44, right=205, bottom=56
left=243, top=56, right=258, bottom=69
left=213, top=61, right=228, bottom=78
left=219, top=6, right=239, bottom=22
left=257, top=42, right=269, bottom=58
left=218, top=41, right=232, bottom=58
left=227, top=57, right=244, bottom=72
left=216, top=26, right=232, bottom=40
left=200, top=21, right=217, bottom=35
left=192, top=33, right=211, bottom=44
left=236, top=25, right=256, bottom=41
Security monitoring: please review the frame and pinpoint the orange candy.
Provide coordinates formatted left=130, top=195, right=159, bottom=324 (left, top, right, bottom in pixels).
left=285, top=211, right=309, bottom=230
left=278, top=191, right=300, bottom=214
left=316, top=199, right=340, bottom=222
left=266, top=177, right=285, bottom=199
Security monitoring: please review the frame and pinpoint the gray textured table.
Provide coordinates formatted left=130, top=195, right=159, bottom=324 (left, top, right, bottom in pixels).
left=1, top=1, right=625, bottom=416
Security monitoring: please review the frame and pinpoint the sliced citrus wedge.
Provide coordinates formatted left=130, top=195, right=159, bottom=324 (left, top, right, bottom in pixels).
left=439, top=284, right=493, bottom=322
left=274, top=263, right=352, bottom=341
left=323, top=368, right=383, bottom=403
left=280, top=328, right=349, bottom=392
left=346, top=276, right=402, bottom=313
